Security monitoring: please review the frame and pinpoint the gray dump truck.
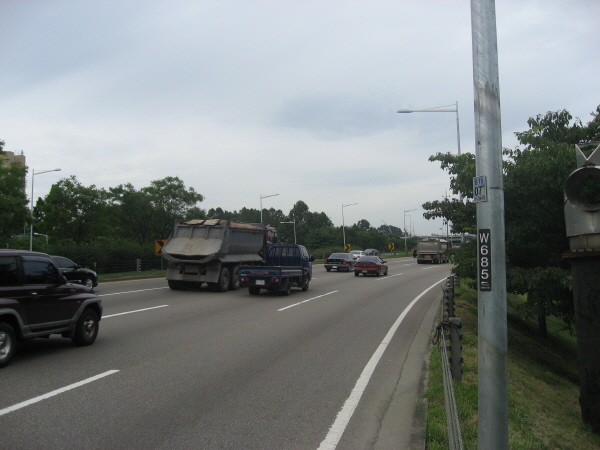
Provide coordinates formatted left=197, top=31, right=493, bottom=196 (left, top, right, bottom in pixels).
left=163, top=219, right=277, bottom=292
left=416, top=237, right=449, bottom=264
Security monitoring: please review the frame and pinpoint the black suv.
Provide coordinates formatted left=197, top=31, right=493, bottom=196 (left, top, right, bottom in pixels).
left=0, top=250, right=103, bottom=368
left=51, top=255, right=98, bottom=290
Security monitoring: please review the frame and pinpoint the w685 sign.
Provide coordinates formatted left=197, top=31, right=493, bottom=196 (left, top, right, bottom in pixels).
left=478, top=229, right=492, bottom=291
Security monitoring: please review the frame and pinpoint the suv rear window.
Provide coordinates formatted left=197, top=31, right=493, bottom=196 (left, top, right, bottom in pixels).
left=0, top=256, right=19, bottom=286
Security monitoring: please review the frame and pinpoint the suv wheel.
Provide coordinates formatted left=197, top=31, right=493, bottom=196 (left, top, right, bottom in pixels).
left=72, top=309, right=99, bottom=346
left=83, top=277, right=94, bottom=289
left=0, top=322, right=17, bottom=368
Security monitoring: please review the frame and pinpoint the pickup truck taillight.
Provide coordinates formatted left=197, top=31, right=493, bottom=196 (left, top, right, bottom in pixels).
left=270, top=277, right=280, bottom=284
left=324, top=259, right=328, bottom=264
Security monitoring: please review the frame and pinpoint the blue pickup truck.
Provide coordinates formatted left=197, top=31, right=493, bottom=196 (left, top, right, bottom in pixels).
left=238, top=244, right=313, bottom=296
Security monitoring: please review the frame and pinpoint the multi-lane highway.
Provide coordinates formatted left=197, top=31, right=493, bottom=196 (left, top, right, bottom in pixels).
left=1, top=257, right=451, bottom=450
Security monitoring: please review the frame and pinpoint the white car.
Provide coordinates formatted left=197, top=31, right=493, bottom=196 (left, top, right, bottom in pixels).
left=349, top=250, right=366, bottom=260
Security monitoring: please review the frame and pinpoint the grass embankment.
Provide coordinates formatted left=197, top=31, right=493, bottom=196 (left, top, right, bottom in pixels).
left=425, top=283, right=600, bottom=449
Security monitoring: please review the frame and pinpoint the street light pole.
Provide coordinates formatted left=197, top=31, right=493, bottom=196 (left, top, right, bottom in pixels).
left=397, top=102, right=464, bottom=242
left=403, top=208, right=416, bottom=253
left=341, top=203, right=357, bottom=248
left=280, top=221, right=296, bottom=244
left=259, top=193, right=279, bottom=223
left=397, top=101, right=461, bottom=156
left=30, top=168, right=61, bottom=251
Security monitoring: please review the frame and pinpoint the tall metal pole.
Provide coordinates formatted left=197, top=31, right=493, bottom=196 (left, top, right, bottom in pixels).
left=455, top=101, right=462, bottom=156
left=281, top=221, right=296, bottom=244
left=259, top=193, right=279, bottom=223
left=29, top=170, right=34, bottom=251
left=342, top=203, right=357, bottom=248
left=397, top=103, right=463, bottom=241
left=403, top=208, right=416, bottom=253
left=29, top=168, right=61, bottom=251
left=471, top=0, right=508, bottom=448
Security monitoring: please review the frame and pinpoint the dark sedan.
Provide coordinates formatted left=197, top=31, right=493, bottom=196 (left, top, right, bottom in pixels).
left=51, top=256, right=98, bottom=289
left=324, top=253, right=355, bottom=272
left=354, top=256, right=388, bottom=277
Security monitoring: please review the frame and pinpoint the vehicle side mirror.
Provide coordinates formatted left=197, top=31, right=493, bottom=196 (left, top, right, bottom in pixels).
left=382, top=260, right=387, bottom=264
left=310, top=256, right=315, bottom=262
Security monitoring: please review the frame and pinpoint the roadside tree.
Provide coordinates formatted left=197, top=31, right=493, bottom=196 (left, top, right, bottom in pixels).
left=36, top=176, right=109, bottom=245
left=0, top=142, right=29, bottom=246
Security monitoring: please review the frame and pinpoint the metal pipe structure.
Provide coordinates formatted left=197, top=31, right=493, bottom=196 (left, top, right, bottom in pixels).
left=471, top=0, right=508, bottom=448
left=29, top=168, right=61, bottom=251
left=259, top=193, right=279, bottom=223
left=341, top=203, right=357, bottom=248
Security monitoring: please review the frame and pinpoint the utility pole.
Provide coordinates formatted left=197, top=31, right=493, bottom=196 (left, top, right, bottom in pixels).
left=471, top=0, right=508, bottom=448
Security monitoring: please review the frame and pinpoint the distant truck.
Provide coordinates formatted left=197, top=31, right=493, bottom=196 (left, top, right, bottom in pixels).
left=416, top=238, right=449, bottom=264
left=163, top=219, right=278, bottom=292
left=238, top=244, right=313, bottom=296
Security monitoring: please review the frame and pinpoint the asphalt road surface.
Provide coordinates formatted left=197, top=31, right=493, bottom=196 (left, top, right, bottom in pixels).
left=1, top=257, right=451, bottom=450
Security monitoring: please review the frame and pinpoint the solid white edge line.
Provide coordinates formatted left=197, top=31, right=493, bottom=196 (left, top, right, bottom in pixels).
left=0, top=370, right=120, bottom=417
left=277, top=291, right=339, bottom=311
left=103, top=305, right=169, bottom=318
left=376, top=273, right=403, bottom=280
left=98, top=287, right=169, bottom=297
left=317, top=278, right=447, bottom=450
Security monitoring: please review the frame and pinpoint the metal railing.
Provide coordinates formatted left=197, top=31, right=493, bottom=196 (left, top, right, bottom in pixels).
left=82, top=258, right=165, bottom=275
left=432, top=275, right=464, bottom=450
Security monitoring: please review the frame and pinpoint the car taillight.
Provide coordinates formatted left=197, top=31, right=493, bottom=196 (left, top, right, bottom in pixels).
left=324, top=259, right=328, bottom=264
left=343, top=260, right=347, bottom=264
left=270, top=277, right=279, bottom=283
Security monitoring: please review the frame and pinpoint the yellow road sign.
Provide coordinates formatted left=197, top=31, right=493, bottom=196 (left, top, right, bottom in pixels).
left=344, top=243, right=352, bottom=252
left=155, top=239, right=166, bottom=255
left=388, top=243, right=395, bottom=250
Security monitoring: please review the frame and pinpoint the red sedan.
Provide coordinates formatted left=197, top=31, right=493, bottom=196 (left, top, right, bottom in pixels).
left=354, top=256, right=388, bottom=277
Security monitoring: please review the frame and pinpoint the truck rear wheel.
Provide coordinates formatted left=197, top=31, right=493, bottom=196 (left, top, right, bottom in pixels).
left=216, top=267, right=230, bottom=292
left=301, top=277, right=310, bottom=291
left=280, top=281, right=292, bottom=296
left=229, top=266, right=240, bottom=291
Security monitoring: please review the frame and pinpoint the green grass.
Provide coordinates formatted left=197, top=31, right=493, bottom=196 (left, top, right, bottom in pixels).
left=425, top=283, right=600, bottom=449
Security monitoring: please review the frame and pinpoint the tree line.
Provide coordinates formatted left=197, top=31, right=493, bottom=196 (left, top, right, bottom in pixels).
left=0, top=149, right=411, bottom=263
left=425, top=105, right=600, bottom=337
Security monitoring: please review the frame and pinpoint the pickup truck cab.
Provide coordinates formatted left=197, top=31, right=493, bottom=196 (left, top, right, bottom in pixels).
left=238, top=244, right=313, bottom=296
left=0, top=250, right=103, bottom=368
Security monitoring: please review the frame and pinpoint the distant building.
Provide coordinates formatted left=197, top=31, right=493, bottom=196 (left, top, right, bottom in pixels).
left=1, top=150, right=26, bottom=168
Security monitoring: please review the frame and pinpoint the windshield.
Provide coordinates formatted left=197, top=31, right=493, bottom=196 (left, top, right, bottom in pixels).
left=359, top=256, right=378, bottom=262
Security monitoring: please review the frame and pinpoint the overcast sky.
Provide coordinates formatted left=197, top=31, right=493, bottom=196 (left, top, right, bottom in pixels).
left=1, top=1, right=598, bottom=236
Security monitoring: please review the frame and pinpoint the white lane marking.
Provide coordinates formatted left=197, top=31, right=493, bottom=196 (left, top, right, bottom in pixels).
left=103, top=305, right=169, bottom=318
left=317, top=278, right=447, bottom=450
left=0, top=370, right=120, bottom=417
left=376, top=273, right=403, bottom=281
left=98, top=287, right=169, bottom=297
left=277, top=291, right=338, bottom=312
